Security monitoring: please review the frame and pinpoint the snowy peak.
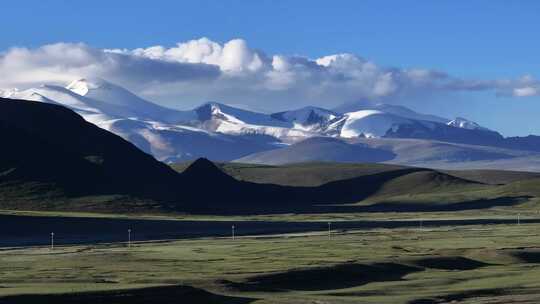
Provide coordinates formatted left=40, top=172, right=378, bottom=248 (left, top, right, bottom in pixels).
left=9, top=85, right=104, bottom=114
left=334, top=101, right=449, bottom=124
left=191, top=102, right=314, bottom=139
left=337, top=110, right=412, bottom=138
left=271, top=106, right=338, bottom=129
left=194, top=102, right=291, bottom=128
left=66, top=77, right=139, bottom=107
left=195, top=102, right=243, bottom=123
left=447, top=117, right=488, bottom=131
left=65, top=77, right=198, bottom=123
left=66, top=78, right=107, bottom=96
left=370, top=103, right=449, bottom=124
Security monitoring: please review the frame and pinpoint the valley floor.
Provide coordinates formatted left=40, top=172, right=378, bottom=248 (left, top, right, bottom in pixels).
left=1, top=214, right=540, bottom=303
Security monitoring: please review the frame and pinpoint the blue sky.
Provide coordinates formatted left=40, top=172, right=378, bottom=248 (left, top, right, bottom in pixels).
left=1, top=0, right=539, bottom=135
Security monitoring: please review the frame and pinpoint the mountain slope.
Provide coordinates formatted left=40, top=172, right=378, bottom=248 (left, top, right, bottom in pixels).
left=270, top=106, right=340, bottom=132
left=66, top=78, right=196, bottom=123
left=385, top=120, right=505, bottom=147
left=334, top=102, right=449, bottom=124
left=191, top=102, right=317, bottom=142
left=236, top=137, right=396, bottom=165
left=0, top=97, right=181, bottom=206
left=447, top=117, right=488, bottom=130
left=235, top=137, right=540, bottom=172
left=335, top=110, right=412, bottom=138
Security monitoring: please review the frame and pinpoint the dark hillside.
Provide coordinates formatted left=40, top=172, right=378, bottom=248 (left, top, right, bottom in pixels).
left=0, top=98, right=180, bottom=201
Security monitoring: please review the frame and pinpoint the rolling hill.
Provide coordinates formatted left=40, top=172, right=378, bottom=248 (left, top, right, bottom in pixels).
left=173, top=161, right=540, bottom=187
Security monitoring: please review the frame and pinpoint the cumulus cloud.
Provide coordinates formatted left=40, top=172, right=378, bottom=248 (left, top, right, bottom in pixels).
left=109, top=37, right=267, bottom=74
left=0, top=38, right=538, bottom=111
left=0, top=42, right=219, bottom=89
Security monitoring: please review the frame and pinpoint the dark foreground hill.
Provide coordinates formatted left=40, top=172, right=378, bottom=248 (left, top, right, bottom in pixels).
left=0, top=98, right=184, bottom=208
left=1, top=98, right=537, bottom=214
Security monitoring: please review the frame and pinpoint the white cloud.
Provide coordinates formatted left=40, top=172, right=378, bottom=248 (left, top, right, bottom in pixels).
left=1, top=38, right=538, bottom=111
left=116, top=37, right=267, bottom=74
left=0, top=42, right=219, bottom=89
left=511, top=75, right=540, bottom=97
left=514, top=86, right=538, bottom=97
left=373, top=72, right=398, bottom=96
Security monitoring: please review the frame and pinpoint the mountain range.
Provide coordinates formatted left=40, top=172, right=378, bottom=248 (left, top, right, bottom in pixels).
left=2, top=78, right=540, bottom=171
left=2, top=97, right=539, bottom=215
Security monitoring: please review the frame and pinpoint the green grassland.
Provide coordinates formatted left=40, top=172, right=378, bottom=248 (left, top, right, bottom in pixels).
left=1, top=163, right=539, bottom=302
left=2, top=222, right=540, bottom=303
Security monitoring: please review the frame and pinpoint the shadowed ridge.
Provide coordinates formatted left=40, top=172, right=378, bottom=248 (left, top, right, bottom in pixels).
left=0, top=97, right=181, bottom=202
left=181, top=158, right=238, bottom=184
left=175, top=158, right=251, bottom=211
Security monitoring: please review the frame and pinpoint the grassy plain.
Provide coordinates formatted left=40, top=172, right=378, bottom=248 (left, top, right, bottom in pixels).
left=2, top=220, right=540, bottom=303
left=1, top=162, right=539, bottom=302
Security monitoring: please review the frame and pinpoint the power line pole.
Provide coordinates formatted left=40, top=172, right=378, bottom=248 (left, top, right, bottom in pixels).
left=232, top=225, right=235, bottom=240
left=50, top=232, right=54, bottom=250
left=328, top=222, right=331, bottom=240
left=128, top=229, right=132, bottom=248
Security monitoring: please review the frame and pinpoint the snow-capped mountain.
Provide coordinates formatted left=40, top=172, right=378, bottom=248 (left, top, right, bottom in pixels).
left=269, top=105, right=443, bottom=139
left=6, top=79, right=282, bottom=162
left=447, top=117, right=488, bottom=131
left=5, top=77, right=525, bottom=164
left=195, top=102, right=286, bottom=127
left=191, top=102, right=315, bottom=141
left=330, top=110, right=413, bottom=138
left=271, top=106, right=340, bottom=132
left=334, top=102, right=449, bottom=124
left=65, top=78, right=197, bottom=123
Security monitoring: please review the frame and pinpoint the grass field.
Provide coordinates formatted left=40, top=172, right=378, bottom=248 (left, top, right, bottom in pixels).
left=2, top=162, right=540, bottom=302
left=2, top=220, right=540, bottom=303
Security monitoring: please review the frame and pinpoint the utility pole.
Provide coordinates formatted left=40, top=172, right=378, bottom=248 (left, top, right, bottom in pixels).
left=328, top=222, right=331, bottom=240
left=232, top=225, right=235, bottom=240
left=518, top=213, right=521, bottom=226
left=50, top=232, right=54, bottom=250
left=128, top=229, right=132, bottom=248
